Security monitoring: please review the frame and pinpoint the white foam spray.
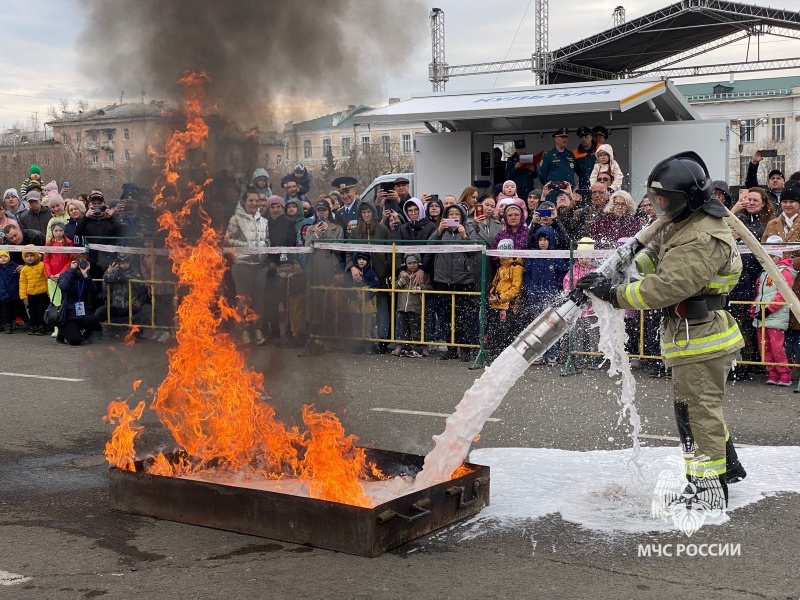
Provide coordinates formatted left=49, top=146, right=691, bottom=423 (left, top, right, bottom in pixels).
left=412, top=345, right=531, bottom=490
left=591, top=294, right=644, bottom=479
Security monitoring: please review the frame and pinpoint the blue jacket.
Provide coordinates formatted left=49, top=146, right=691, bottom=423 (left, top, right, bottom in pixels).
left=524, top=226, right=568, bottom=297
left=57, top=268, right=97, bottom=319
left=538, top=147, right=576, bottom=186
left=0, top=262, right=20, bottom=302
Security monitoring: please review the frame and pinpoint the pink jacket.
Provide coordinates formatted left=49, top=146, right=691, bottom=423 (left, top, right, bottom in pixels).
left=564, top=262, right=597, bottom=317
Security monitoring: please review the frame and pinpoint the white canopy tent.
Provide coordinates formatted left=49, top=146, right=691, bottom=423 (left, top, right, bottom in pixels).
left=355, top=78, right=723, bottom=200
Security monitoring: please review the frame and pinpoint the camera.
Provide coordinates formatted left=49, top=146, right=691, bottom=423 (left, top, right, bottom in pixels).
left=92, top=205, right=105, bottom=215
left=554, top=181, right=569, bottom=190
left=78, top=260, right=89, bottom=270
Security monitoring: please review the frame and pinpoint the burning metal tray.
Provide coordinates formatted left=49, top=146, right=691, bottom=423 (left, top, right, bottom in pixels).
left=108, top=447, right=489, bottom=557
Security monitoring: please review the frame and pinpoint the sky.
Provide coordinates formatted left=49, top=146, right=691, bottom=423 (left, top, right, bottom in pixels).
left=1, top=0, right=799, bottom=130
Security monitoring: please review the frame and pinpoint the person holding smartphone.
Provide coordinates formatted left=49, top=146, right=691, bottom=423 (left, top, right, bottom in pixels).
left=745, top=149, right=784, bottom=208
left=56, top=258, right=102, bottom=345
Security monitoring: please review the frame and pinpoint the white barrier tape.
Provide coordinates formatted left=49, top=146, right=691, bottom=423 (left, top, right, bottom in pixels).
left=85, top=243, right=170, bottom=256
left=0, top=244, right=86, bottom=254
left=221, top=246, right=312, bottom=255
left=487, top=249, right=614, bottom=259
left=312, top=242, right=484, bottom=254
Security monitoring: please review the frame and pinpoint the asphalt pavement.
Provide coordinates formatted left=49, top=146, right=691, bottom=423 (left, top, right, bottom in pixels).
left=1, top=334, right=799, bottom=599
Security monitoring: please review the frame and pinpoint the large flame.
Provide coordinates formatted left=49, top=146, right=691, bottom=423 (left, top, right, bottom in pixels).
left=103, top=71, right=373, bottom=506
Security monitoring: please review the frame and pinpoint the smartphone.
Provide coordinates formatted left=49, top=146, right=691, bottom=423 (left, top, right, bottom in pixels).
left=535, top=208, right=552, bottom=218
left=63, top=182, right=70, bottom=189
left=429, top=194, right=439, bottom=203
left=760, top=149, right=778, bottom=158
left=442, top=218, right=460, bottom=228
left=474, top=204, right=484, bottom=218
left=380, top=182, right=394, bottom=193
left=729, top=185, right=741, bottom=200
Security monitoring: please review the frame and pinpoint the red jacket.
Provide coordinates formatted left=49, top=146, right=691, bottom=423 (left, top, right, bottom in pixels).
left=44, top=238, right=76, bottom=278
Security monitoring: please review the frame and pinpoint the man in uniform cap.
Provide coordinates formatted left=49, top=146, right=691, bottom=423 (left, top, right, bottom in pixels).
left=573, top=126, right=597, bottom=193
left=745, top=149, right=785, bottom=209
left=332, top=176, right=360, bottom=238
left=592, top=125, right=609, bottom=147
left=380, top=176, right=410, bottom=223
left=505, top=138, right=538, bottom=201
left=538, top=127, right=576, bottom=187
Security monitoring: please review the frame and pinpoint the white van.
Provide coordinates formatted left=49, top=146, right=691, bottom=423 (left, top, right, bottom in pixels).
left=359, top=173, right=415, bottom=205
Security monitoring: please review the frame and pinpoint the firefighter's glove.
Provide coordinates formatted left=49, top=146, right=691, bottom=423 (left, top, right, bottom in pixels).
left=576, top=272, right=617, bottom=306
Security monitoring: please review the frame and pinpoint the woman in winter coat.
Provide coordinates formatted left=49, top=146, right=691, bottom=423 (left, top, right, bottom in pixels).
left=64, top=200, right=86, bottom=246
left=428, top=203, right=481, bottom=361
left=490, top=199, right=528, bottom=266
left=224, top=188, right=270, bottom=345
left=731, top=187, right=776, bottom=240
left=590, top=190, right=641, bottom=249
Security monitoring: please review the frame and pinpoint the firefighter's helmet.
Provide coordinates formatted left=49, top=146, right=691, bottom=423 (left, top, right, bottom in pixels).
left=646, top=152, right=721, bottom=222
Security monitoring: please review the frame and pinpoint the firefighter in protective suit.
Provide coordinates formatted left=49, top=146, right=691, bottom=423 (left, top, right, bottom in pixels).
left=577, top=151, right=746, bottom=510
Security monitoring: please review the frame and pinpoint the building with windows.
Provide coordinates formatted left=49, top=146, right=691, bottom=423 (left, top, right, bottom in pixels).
left=677, top=76, right=800, bottom=185
left=283, top=104, right=427, bottom=189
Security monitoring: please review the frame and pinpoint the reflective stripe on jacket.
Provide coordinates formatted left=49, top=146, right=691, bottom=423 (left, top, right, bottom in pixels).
left=615, top=211, right=744, bottom=367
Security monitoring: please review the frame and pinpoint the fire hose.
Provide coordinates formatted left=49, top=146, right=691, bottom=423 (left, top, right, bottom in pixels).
left=510, top=217, right=670, bottom=364
left=509, top=210, right=800, bottom=366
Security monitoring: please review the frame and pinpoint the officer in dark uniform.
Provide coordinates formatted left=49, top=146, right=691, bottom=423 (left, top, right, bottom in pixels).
left=572, top=125, right=597, bottom=193
left=332, top=176, right=359, bottom=239
left=592, top=125, right=609, bottom=148
left=505, top=139, right=537, bottom=200
left=538, top=127, right=576, bottom=188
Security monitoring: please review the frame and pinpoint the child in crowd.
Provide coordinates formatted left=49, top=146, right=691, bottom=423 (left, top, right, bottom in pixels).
left=524, top=226, right=568, bottom=364
left=496, top=180, right=519, bottom=201
left=44, top=224, right=75, bottom=294
left=0, top=250, right=25, bottom=333
left=752, top=235, right=796, bottom=386
left=19, top=246, right=49, bottom=335
left=392, top=253, right=432, bottom=358
left=487, top=238, right=524, bottom=363
left=348, top=251, right=380, bottom=354
left=563, top=237, right=601, bottom=369
left=590, top=144, right=624, bottom=191
left=20, top=164, right=43, bottom=203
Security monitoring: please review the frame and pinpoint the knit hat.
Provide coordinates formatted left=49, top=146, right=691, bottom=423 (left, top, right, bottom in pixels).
left=44, top=180, right=58, bottom=194
left=3, top=188, right=18, bottom=199
left=404, top=253, right=420, bottom=265
left=48, top=193, right=64, bottom=206
left=497, top=238, right=515, bottom=251
left=266, top=195, right=285, bottom=208
left=50, top=222, right=65, bottom=232
left=765, top=235, right=784, bottom=258
left=0, top=250, right=9, bottom=259
left=576, top=237, right=595, bottom=252
left=29, top=164, right=41, bottom=176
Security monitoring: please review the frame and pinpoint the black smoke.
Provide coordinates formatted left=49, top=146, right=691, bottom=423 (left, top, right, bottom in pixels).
left=77, top=0, right=426, bottom=126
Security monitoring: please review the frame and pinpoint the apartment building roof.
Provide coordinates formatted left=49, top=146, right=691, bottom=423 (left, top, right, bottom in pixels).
left=677, top=76, right=800, bottom=103
left=45, top=101, right=171, bottom=128
left=288, top=105, right=374, bottom=132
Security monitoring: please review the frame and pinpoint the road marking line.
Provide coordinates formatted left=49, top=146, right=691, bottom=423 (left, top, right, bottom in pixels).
left=640, top=433, right=753, bottom=447
left=0, top=372, right=84, bottom=382
left=371, top=407, right=502, bottom=422
left=0, top=571, right=32, bottom=586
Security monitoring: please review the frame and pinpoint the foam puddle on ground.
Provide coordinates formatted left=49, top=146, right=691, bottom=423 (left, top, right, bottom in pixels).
left=459, top=446, right=800, bottom=537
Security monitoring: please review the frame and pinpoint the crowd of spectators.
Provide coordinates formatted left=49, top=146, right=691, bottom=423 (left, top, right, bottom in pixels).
left=6, top=138, right=800, bottom=387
